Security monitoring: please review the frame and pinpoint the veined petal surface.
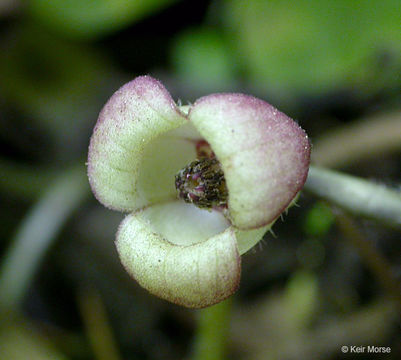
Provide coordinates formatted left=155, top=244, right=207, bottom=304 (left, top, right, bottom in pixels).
left=88, top=76, right=187, bottom=212
left=116, top=202, right=240, bottom=308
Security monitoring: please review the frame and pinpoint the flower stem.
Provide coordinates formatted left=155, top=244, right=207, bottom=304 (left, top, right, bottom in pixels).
left=304, top=166, right=401, bottom=228
left=77, top=287, right=122, bottom=360
left=192, top=298, right=233, bottom=360
left=0, top=165, right=89, bottom=310
left=312, top=111, right=401, bottom=167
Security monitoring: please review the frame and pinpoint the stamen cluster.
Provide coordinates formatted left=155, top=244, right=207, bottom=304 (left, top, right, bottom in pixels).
left=175, top=158, right=228, bottom=209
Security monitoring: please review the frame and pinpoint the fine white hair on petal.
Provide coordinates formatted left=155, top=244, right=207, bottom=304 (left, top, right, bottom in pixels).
left=189, top=93, right=310, bottom=230
left=116, top=204, right=241, bottom=308
left=87, top=76, right=188, bottom=212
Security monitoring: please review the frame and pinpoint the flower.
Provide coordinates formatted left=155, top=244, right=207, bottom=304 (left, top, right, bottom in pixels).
left=87, top=76, right=310, bottom=308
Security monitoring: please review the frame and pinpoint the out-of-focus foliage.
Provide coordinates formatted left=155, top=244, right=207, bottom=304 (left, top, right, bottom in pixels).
left=27, top=0, right=178, bottom=39
left=223, top=0, right=401, bottom=97
left=0, top=24, right=122, bottom=157
left=283, top=271, right=318, bottom=330
left=0, top=317, right=67, bottom=360
left=171, top=28, right=236, bottom=92
left=303, top=202, right=335, bottom=237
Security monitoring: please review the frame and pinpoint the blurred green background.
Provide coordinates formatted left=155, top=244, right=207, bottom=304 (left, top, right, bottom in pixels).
left=0, top=1, right=400, bottom=359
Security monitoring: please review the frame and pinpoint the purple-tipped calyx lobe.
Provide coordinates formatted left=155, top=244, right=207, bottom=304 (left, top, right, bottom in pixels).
left=87, top=75, right=310, bottom=308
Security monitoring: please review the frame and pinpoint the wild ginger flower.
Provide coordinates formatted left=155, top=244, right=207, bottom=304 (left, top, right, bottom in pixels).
left=87, top=76, right=310, bottom=308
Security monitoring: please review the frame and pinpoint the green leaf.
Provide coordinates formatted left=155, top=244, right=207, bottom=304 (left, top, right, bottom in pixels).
left=28, top=0, right=178, bottom=39
left=223, top=0, right=401, bottom=96
left=171, top=28, right=236, bottom=91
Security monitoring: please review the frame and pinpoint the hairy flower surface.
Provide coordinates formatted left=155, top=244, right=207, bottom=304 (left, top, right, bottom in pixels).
left=88, top=76, right=310, bottom=308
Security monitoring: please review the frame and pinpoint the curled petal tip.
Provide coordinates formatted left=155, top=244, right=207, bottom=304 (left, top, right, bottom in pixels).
left=116, top=206, right=241, bottom=308
left=87, top=76, right=188, bottom=212
left=189, top=93, right=311, bottom=229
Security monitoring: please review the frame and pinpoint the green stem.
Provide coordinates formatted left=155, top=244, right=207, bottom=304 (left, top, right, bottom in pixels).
left=304, top=166, right=401, bottom=228
left=192, top=298, right=233, bottom=360
left=0, top=165, right=89, bottom=310
left=77, top=287, right=122, bottom=360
